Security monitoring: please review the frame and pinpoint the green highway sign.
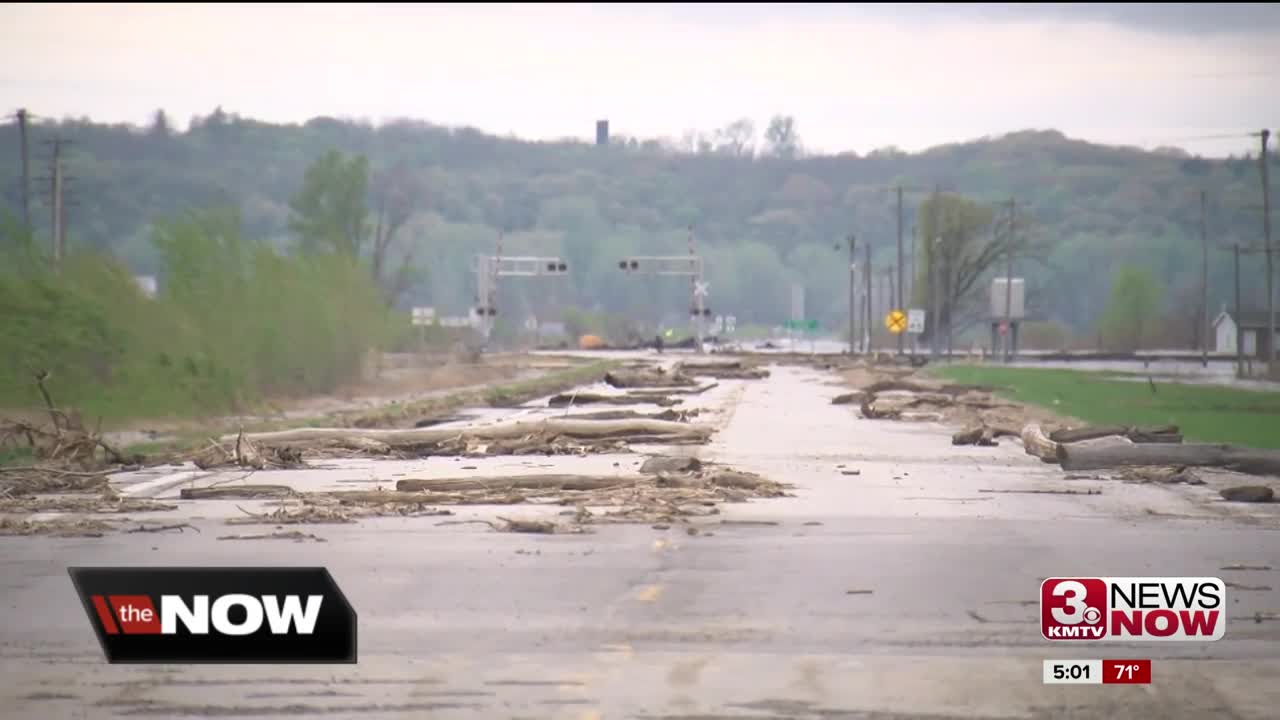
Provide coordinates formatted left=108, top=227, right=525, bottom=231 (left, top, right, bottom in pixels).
left=784, top=319, right=819, bottom=332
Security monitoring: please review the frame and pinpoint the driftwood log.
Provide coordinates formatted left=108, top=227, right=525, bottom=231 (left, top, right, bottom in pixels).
left=604, top=370, right=696, bottom=389
left=1058, top=443, right=1280, bottom=476
left=1020, top=423, right=1060, bottom=463
left=548, top=392, right=681, bottom=408
left=396, top=475, right=637, bottom=493
left=180, top=485, right=294, bottom=500
left=1050, top=424, right=1183, bottom=445
left=227, top=418, right=711, bottom=448
left=677, top=360, right=742, bottom=372
left=831, top=392, right=865, bottom=406
left=862, top=380, right=995, bottom=396
left=952, top=425, right=997, bottom=447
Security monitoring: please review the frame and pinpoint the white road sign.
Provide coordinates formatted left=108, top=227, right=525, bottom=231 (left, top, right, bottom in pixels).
left=907, top=309, right=926, bottom=334
left=694, top=281, right=710, bottom=298
left=411, top=307, right=436, bottom=326
left=726, top=315, right=737, bottom=334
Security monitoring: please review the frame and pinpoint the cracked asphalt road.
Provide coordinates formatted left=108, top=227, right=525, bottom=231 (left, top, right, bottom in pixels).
left=2, top=355, right=1278, bottom=719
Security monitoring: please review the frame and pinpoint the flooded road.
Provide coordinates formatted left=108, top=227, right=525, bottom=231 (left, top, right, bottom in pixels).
left=2, top=353, right=1279, bottom=719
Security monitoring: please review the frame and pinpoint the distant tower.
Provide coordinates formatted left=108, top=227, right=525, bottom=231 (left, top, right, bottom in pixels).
left=596, top=119, right=609, bottom=146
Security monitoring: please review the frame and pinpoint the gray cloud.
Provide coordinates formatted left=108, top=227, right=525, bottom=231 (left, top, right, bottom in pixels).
left=642, top=3, right=1280, bottom=36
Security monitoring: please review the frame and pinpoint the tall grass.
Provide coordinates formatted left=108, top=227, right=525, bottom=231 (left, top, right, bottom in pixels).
left=0, top=209, right=391, bottom=424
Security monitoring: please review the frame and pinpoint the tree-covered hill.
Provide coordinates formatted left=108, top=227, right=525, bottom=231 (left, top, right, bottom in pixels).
left=2, top=110, right=1274, bottom=344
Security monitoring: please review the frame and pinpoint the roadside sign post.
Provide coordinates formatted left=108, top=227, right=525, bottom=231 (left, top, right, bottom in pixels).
left=906, top=308, right=926, bottom=356
left=411, top=307, right=436, bottom=351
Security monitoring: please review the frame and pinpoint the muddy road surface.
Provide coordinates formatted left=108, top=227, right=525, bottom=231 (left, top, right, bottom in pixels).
left=2, top=352, right=1279, bottom=719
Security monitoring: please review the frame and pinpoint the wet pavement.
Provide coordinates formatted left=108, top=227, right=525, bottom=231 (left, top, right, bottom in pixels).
left=2, top=355, right=1279, bottom=719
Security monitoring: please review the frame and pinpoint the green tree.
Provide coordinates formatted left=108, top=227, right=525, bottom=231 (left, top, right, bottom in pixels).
left=289, top=150, right=371, bottom=259
left=1100, top=264, right=1164, bottom=351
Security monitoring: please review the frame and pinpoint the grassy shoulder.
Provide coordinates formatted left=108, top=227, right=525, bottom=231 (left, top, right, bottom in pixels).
left=930, top=365, right=1280, bottom=450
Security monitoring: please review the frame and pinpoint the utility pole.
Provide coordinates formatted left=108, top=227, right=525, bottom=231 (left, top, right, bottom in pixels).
left=864, top=243, right=873, bottom=354
left=1200, top=189, right=1209, bottom=368
left=886, top=266, right=896, bottom=343
left=1234, top=243, right=1243, bottom=377
left=929, top=185, right=941, bottom=359
left=45, top=137, right=70, bottom=267
left=1004, top=198, right=1016, bottom=362
left=896, top=185, right=905, bottom=355
left=1261, top=129, right=1274, bottom=363
left=845, top=234, right=856, bottom=355
left=17, top=108, right=31, bottom=228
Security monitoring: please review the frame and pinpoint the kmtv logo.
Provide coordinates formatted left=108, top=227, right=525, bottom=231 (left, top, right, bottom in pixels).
left=1041, top=577, right=1225, bottom=641
left=69, top=567, right=357, bottom=663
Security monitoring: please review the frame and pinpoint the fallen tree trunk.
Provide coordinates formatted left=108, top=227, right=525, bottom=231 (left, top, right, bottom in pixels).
left=862, top=380, right=995, bottom=396
left=180, top=485, right=294, bottom=500
left=1058, top=443, right=1280, bottom=476
left=567, top=409, right=692, bottom=422
left=639, top=456, right=703, bottom=474
left=952, top=425, right=996, bottom=447
left=228, top=418, right=711, bottom=448
left=859, top=396, right=900, bottom=420
left=1020, top=423, right=1060, bottom=463
left=328, top=490, right=527, bottom=505
left=604, top=370, right=696, bottom=389
left=676, top=360, right=742, bottom=372
left=1050, top=424, right=1182, bottom=445
left=396, top=475, right=637, bottom=493
left=632, top=383, right=718, bottom=397
left=684, top=367, right=770, bottom=380
left=548, top=393, right=681, bottom=408
left=1049, top=425, right=1129, bottom=444
left=831, top=392, right=865, bottom=406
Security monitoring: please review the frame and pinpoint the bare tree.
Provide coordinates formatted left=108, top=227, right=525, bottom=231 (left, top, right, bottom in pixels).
left=916, top=194, right=1046, bottom=346
left=369, top=162, right=422, bottom=306
left=714, top=118, right=755, bottom=157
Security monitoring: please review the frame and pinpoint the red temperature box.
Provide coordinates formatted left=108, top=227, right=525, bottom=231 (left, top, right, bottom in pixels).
left=1102, top=659, right=1152, bottom=684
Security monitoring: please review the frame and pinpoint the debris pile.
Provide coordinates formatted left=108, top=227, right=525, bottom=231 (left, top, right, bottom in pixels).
left=675, top=360, right=771, bottom=381
left=170, top=461, right=791, bottom=531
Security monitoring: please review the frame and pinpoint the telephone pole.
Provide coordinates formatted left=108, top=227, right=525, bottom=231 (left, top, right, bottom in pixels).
left=1234, top=243, right=1243, bottom=376
left=1200, top=189, right=1209, bottom=368
left=864, top=242, right=873, bottom=354
left=1261, top=129, right=1274, bottom=363
left=896, top=185, right=905, bottom=355
left=17, top=108, right=31, bottom=228
left=1003, top=199, right=1016, bottom=362
left=844, top=234, right=856, bottom=354
left=44, top=137, right=71, bottom=266
left=929, top=184, right=941, bottom=359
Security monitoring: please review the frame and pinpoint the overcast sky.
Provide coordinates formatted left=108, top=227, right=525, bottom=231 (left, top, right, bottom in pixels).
left=4, top=3, right=1278, bottom=157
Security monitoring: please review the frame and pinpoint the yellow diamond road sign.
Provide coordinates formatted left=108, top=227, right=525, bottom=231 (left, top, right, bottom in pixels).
left=885, top=309, right=908, bottom=334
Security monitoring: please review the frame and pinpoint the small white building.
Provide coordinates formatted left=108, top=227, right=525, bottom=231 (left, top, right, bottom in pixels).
left=133, top=275, right=158, bottom=299
left=1213, top=307, right=1278, bottom=357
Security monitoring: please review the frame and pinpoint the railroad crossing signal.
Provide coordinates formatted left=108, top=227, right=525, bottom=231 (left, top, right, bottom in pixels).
left=885, top=309, right=908, bottom=335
